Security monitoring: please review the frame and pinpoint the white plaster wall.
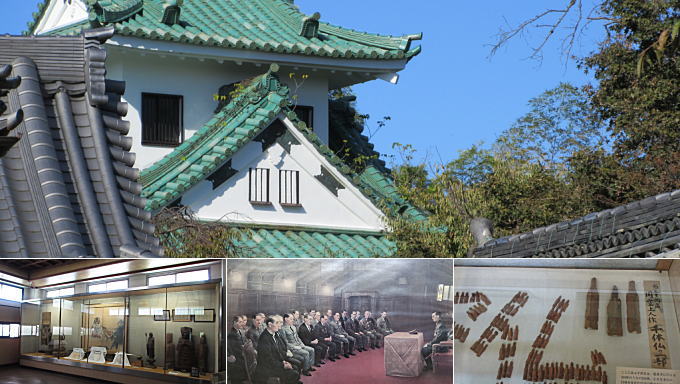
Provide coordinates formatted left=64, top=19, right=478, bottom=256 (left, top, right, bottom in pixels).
left=105, top=50, right=330, bottom=169
left=453, top=267, right=680, bottom=384
left=181, top=124, right=384, bottom=231
left=34, top=0, right=88, bottom=36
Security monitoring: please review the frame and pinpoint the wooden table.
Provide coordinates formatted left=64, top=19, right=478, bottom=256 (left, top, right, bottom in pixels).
left=384, top=332, right=425, bottom=377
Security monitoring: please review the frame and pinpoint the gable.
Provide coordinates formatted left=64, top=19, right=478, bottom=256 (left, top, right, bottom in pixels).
left=33, top=0, right=88, bottom=36
left=181, top=117, right=386, bottom=232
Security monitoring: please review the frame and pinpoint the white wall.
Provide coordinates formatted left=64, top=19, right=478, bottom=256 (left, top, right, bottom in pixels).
left=33, top=0, right=88, bottom=36
left=181, top=118, right=384, bottom=231
left=105, top=50, right=330, bottom=169
left=454, top=267, right=680, bottom=384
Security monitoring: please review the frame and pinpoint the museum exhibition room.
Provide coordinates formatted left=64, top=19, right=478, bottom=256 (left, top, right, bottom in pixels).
left=453, top=259, right=680, bottom=384
left=227, top=259, right=453, bottom=384
left=0, top=259, right=225, bottom=384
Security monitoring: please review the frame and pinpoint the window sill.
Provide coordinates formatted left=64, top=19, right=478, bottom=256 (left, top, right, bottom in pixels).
left=280, top=203, right=303, bottom=208
left=250, top=201, right=273, bottom=206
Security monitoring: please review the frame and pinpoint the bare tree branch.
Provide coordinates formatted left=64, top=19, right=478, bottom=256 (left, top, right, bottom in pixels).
left=488, top=0, right=607, bottom=64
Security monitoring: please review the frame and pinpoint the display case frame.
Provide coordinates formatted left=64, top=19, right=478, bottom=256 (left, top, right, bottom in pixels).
left=20, top=279, right=222, bottom=384
left=453, top=265, right=680, bottom=384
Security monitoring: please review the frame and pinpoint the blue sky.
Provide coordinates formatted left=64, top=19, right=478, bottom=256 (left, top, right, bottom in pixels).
left=4, top=0, right=605, bottom=165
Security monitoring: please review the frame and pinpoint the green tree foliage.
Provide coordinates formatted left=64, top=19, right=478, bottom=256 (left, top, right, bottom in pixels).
left=581, top=0, right=680, bottom=201
left=386, top=84, right=603, bottom=257
left=387, top=1, right=680, bottom=257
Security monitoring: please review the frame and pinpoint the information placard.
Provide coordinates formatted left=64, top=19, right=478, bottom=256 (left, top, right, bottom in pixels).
left=617, top=367, right=680, bottom=384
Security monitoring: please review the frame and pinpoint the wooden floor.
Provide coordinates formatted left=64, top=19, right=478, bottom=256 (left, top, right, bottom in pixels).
left=2, top=365, right=112, bottom=384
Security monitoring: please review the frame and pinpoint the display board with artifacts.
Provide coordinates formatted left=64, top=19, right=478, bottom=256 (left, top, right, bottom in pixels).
left=454, top=266, right=680, bottom=384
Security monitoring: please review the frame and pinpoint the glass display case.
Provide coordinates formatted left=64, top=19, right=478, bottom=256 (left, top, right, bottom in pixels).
left=453, top=264, right=680, bottom=384
left=21, top=283, right=219, bottom=382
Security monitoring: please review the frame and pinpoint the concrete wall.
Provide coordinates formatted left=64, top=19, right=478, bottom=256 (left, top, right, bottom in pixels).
left=106, top=52, right=330, bottom=170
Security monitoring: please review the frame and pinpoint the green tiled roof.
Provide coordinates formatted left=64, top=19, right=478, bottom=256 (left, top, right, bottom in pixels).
left=29, top=0, right=422, bottom=61
left=140, top=64, right=289, bottom=210
left=140, top=63, right=427, bottom=226
left=235, top=227, right=396, bottom=258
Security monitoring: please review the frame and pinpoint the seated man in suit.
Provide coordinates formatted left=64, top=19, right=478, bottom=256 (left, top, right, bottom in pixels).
left=344, top=311, right=367, bottom=352
left=298, top=314, right=327, bottom=366
left=247, top=313, right=266, bottom=349
left=376, top=311, right=395, bottom=336
left=355, top=311, right=377, bottom=349
left=421, top=311, right=450, bottom=371
left=330, top=313, right=355, bottom=358
left=292, top=310, right=303, bottom=328
left=281, top=313, right=316, bottom=375
left=314, top=314, right=341, bottom=361
left=254, top=316, right=301, bottom=384
left=228, top=315, right=249, bottom=383
left=361, top=311, right=383, bottom=348
left=271, top=315, right=305, bottom=375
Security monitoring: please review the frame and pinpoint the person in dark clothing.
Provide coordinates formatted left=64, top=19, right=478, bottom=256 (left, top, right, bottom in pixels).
left=330, top=313, right=355, bottom=357
left=228, top=315, right=249, bottom=383
left=344, top=311, right=367, bottom=351
left=313, top=315, right=341, bottom=361
left=422, top=312, right=450, bottom=370
left=246, top=313, right=265, bottom=349
left=298, top=314, right=328, bottom=365
left=254, top=316, right=301, bottom=384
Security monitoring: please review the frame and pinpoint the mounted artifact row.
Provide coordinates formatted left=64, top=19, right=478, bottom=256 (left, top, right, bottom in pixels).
left=584, top=278, right=641, bottom=336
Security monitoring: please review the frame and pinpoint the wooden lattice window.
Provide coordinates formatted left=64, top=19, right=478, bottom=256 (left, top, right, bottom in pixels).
left=249, top=168, right=270, bottom=204
left=247, top=272, right=274, bottom=291
left=141, top=93, right=184, bottom=147
left=279, top=170, right=300, bottom=207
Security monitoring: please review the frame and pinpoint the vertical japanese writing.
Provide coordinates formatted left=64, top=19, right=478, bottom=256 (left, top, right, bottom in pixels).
left=643, top=281, right=671, bottom=369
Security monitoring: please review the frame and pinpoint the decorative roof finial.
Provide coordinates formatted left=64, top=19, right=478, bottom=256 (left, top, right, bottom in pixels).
left=300, top=12, right=320, bottom=39
left=162, top=0, right=183, bottom=26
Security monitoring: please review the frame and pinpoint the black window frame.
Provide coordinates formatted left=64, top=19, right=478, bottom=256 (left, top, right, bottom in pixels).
left=249, top=168, right=271, bottom=205
left=279, top=169, right=301, bottom=207
left=141, top=92, right=184, bottom=147
left=293, top=105, right=314, bottom=128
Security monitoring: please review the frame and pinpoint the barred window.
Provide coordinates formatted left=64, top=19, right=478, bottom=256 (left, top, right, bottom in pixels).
left=141, top=93, right=183, bottom=147
left=279, top=170, right=300, bottom=206
left=249, top=168, right=270, bottom=204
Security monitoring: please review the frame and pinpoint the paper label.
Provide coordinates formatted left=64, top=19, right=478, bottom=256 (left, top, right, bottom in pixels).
left=644, top=281, right=671, bottom=369
left=617, top=367, right=680, bottom=384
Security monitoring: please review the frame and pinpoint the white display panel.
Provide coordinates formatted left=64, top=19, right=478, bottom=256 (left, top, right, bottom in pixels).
left=454, top=267, right=680, bottom=384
